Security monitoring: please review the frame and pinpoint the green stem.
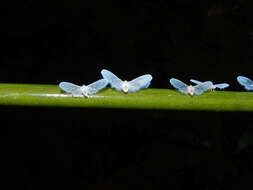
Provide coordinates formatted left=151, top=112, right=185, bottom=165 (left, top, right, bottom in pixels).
left=0, top=83, right=252, bottom=111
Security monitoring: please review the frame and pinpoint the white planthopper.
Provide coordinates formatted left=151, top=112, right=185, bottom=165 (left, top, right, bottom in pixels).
left=59, top=79, right=108, bottom=97
left=101, top=69, right=152, bottom=93
left=170, top=78, right=212, bottom=96
left=237, top=76, right=253, bottom=91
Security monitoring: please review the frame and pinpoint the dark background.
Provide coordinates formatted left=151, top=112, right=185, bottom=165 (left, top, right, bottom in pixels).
left=2, top=0, right=253, bottom=88
left=2, top=0, right=253, bottom=189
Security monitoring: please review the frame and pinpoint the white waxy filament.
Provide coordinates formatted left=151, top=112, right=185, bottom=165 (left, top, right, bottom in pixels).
left=187, top=85, right=194, bottom=96
left=122, top=81, right=129, bottom=93
left=81, top=85, right=89, bottom=97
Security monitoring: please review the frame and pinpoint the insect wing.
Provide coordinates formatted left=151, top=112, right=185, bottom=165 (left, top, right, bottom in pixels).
left=237, top=76, right=253, bottom=90
left=194, top=81, right=212, bottom=95
left=214, top=83, right=229, bottom=89
left=87, top=79, right=108, bottom=95
left=127, top=74, right=152, bottom=92
left=101, top=69, right=123, bottom=91
left=170, top=78, right=188, bottom=94
left=190, top=79, right=214, bottom=86
left=59, top=82, right=83, bottom=95
left=190, top=79, right=203, bottom=85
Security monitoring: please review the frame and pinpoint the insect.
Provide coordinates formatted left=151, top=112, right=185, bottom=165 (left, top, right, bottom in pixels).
left=59, top=79, right=108, bottom=97
left=101, top=69, right=152, bottom=93
left=190, top=79, right=229, bottom=90
left=170, top=78, right=212, bottom=96
left=237, top=76, right=253, bottom=90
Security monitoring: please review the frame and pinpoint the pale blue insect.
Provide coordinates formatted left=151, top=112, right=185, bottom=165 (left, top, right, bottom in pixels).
left=101, top=69, right=152, bottom=93
left=190, top=79, right=229, bottom=90
left=59, top=79, right=108, bottom=97
left=170, top=78, right=212, bottom=96
left=237, top=76, right=253, bottom=90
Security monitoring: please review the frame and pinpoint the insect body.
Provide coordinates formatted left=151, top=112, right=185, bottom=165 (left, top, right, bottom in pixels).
left=237, top=76, right=253, bottom=90
left=190, top=79, right=229, bottom=90
left=101, top=69, right=152, bottom=93
left=170, top=78, right=212, bottom=96
left=59, top=79, right=108, bottom=97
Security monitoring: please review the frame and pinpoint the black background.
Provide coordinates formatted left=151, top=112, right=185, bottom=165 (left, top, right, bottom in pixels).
left=2, top=0, right=253, bottom=189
